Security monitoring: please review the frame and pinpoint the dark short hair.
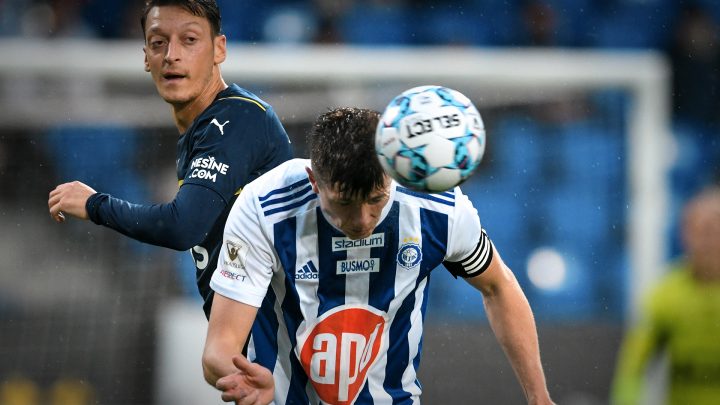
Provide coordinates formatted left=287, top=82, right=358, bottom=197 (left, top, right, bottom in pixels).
left=141, top=0, right=222, bottom=38
left=308, top=107, right=386, bottom=199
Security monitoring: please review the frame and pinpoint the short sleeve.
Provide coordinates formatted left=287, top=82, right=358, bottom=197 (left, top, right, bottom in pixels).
left=210, top=185, right=275, bottom=307
left=443, top=188, right=495, bottom=278
left=445, top=188, right=484, bottom=262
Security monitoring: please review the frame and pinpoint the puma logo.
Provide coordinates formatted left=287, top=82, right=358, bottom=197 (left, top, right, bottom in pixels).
left=211, top=118, right=230, bottom=135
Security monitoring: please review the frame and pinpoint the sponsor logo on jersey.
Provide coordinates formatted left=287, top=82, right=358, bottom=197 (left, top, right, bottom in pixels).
left=298, top=306, right=386, bottom=405
left=211, top=118, right=230, bottom=135
left=189, top=156, right=229, bottom=183
left=224, top=239, right=248, bottom=270
left=332, top=233, right=384, bottom=251
left=219, top=269, right=246, bottom=281
left=397, top=238, right=422, bottom=269
left=296, top=261, right=319, bottom=280
left=336, top=258, right=380, bottom=275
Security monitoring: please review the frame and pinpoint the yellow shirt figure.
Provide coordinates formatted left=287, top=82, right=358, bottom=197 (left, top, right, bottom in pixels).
left=612, top=186, right=720, bottom=405
left=612, top=265, right=720, bottom=405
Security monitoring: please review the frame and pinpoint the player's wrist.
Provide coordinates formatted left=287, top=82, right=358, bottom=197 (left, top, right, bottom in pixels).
left=85, top=192, right=107, bottom=224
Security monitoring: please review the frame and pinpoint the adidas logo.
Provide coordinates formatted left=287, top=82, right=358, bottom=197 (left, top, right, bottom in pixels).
left=296, top=261, right=318, bottom=280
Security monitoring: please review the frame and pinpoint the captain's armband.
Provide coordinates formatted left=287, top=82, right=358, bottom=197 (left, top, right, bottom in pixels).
left=443, top=230, right=495, bottom=278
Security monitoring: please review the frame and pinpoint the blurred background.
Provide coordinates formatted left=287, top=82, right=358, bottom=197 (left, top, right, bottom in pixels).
left=1, top=0, right=719, bottom=404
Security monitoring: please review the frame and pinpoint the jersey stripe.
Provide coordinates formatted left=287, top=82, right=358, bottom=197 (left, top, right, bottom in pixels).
left=316, top=209, right=347, bottom=316
left=288, top=208, right=321, bottom=338
left=259, top=178, right=310, bottom=202
left=413, top=274, right=432, bottom=391
left=368, top=202, right=401, bottom=313
left=271, top=217, right=314, bottom=404
left=216, top=95, right=267, bottom=111
left=260, top=184, right=313, bottom=209
left=251, top=288, right=280, bottom=372
left=384, top=280, right=418, bottom=403
left=396, top=187, right=455, bottom=206
left=400, top=276, right=428, bottom=402
left=263, top=193, right=317, bottom=216
left=420, top=208, right=450, bottom=279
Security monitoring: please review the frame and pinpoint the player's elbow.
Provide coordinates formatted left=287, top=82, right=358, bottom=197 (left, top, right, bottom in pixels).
left=201, top=350, right=221, bottom=386
left=161, top=223, right=207, bottom=251
left=167, top=234, right=205, bottom=251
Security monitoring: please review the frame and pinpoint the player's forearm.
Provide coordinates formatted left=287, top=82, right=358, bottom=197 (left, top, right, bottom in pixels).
left=86, top=184, right=225, bottom=250
left=484, top=281, right=552, bottom=404
left=203, top=294, right=259, bottom=387
left=202, top=345, right=239, bottom=386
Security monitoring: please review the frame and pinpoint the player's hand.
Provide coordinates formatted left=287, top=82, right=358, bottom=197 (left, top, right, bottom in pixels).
left=48, top=181, right=96, bottom=222
left=215, top=355, right=274, bottom=405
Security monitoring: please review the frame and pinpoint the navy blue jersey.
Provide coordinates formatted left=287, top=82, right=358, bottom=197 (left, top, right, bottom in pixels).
left=87, top=84, right=292, bottom=317
left=177, top=84, right=292, bottom=315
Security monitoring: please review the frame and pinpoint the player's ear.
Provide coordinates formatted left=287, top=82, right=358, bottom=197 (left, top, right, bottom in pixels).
left=305, top=166, right=320, bottom=193
left=143, top=46, right=150, bottom=72
left=214, top=34, right=227, bottom=65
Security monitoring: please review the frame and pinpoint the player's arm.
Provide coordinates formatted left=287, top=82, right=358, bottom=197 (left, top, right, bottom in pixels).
left=202, top=293, right=273, bottom=404
left=85, top=183, right=225, bottom=250
left=610, top=288, right=663, bottom=405
left=443, top=190, right=551, bottom=403
left=464, top=251, right=553, bottom=405
left=49, top=181, right=225, bottom=250
left=203, top=182, right=275, bottom=403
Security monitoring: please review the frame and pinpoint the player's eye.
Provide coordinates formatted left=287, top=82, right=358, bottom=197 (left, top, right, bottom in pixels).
left=149, top=39, right=166, bottom=48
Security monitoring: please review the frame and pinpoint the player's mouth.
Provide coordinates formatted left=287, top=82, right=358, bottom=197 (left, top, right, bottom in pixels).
left=345, top=228, right=372, bottom=239
left=162, top=72, right=186, bottom=83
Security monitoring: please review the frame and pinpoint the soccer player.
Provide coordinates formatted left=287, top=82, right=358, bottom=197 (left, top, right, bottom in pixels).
left=201, top=108, right=554, bottom=404
left=611, top=186, right=720, bottom=405
left=47, top=0, right=292, bottom=317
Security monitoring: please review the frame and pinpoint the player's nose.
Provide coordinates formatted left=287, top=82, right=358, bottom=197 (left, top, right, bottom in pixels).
left=164, top=39, right=182, bottom=62
left=353, top=204, right=377, bottom=229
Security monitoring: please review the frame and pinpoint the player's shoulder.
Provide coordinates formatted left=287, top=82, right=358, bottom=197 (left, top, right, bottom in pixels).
left=393, top=183, right=460, bottom=213
left=212, top=84, right=271, bottom=113
left=645, top=264, right=693, bottom=309
left=189, top=85, right=274, bottom=139
left=244, top=159, right=316, bottom=217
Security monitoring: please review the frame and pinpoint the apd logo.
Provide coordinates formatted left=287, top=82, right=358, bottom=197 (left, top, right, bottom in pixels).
left=397, top=237, right=422, bottom=270
left=298, top=306, right=386, bottom=405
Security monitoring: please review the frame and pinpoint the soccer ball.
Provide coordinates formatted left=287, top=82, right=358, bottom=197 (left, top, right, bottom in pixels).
left=375, top=85, right=486, bottom=193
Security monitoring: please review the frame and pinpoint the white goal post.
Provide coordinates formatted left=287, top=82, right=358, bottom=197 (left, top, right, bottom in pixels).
left=0, top=39, right=671, bottom=322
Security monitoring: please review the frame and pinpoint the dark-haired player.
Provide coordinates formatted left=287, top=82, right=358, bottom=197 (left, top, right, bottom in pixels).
left=48, top=0, right=292, bottom=317
left=202, top=107, right=553, bottom=404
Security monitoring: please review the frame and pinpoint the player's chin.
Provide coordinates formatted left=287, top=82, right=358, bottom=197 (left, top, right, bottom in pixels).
left=160, top=91, right=192, bottom=105
left=157, top=85, right=193, bottom=104
left=345, top=230, right=373, bottom=240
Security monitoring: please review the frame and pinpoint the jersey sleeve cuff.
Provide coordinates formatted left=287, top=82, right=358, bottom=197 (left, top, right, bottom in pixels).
left=85, top=192, right=108, bottom=225
left=210, top=278, right=266, bottom=308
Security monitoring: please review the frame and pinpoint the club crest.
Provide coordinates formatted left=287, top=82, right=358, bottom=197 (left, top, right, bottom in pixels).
left=397, top=238, right=422, bottom=269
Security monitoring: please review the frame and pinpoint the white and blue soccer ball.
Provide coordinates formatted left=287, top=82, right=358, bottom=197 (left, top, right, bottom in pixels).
left=375, top=85, right=486, bottom=193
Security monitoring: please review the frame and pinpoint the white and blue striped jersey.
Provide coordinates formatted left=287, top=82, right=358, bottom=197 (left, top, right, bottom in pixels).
left=211, top=159, right=495, bottom=405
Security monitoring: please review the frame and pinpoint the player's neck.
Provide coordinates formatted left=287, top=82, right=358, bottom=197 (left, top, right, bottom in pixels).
left=172, top=76, right=228, bottom=134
